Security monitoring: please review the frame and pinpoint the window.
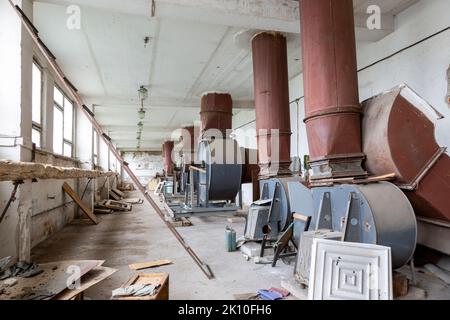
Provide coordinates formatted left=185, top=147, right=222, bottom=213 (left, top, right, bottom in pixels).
left=53, top=86, right=74, bottom=157
left=93, top=130, right=98, bottom=166
left=32, top=62, right=42, bottom=148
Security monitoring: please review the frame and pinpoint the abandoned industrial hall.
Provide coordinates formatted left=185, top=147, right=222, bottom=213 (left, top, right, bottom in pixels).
left=0, top=0, right=449, bottom=303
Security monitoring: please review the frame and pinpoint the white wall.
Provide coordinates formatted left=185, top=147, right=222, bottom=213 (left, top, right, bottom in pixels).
left=122, top=152, right=164, bottom=186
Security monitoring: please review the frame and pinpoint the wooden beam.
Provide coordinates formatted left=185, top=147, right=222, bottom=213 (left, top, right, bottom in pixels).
left=0, top=160, right=116, bottom=182
left=62, top=182, right=98, bottom=225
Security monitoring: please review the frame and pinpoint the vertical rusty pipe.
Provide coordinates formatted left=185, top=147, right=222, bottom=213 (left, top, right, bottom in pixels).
left=163, top=141, right=174, bottom=176
left=251, top=32, right=292, bottom=177
left=181, top=125, right=199, bottom=166
left=200, top=93, right=233, bottom=133
left=300, top=0, right=366, bottom=179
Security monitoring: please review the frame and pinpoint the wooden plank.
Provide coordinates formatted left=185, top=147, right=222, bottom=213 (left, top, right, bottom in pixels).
left=63, top=182, right=98, bottom=224
left=293, top=213, right=310, bottom=222
left=0, top=260, right=104, bottom=300
left=109, top=190, right=122, bottom=201
left=124, top=198, right=144, bottom=204
left=53, top=266, right=117, bottom=300
left=129, top=260, right=173, bottom=271
left=112, top=188, right=126, bottom=198
left=0, top=160, right=116, bottom=182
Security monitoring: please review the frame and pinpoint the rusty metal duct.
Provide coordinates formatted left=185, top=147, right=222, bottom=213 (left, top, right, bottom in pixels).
left=163, top=141, right=174, bottom=176
left=362, top=85, right=450, bottom=223
left=181, top=125, right=198, bottom=164
left=200, top=93, right=233, bottom=134
left=251, top=32, right=292, bottom=177
left=300, top=0, right=366, bottom=180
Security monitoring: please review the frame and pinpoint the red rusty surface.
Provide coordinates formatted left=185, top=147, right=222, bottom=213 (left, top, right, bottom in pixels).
left=163, top=141, right=174, bottom=175
left=300, top=0, right=363, bottom=162
left=181, top=126, right=199, bottom=165
left=363, top=85, right=450, bottom=222
left=200, top=93, right=233, bottom=133
left=252, top=32, right=292, bottom=175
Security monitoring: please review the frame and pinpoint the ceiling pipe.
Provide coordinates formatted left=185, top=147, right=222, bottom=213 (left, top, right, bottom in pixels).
left=300, top=0, right=367, bottom=180
left=251, top=32, right=292, bottom=177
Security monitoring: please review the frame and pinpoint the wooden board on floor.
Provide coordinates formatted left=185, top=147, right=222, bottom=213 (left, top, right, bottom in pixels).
left=129, top=260, right=173, bottom=271
left=109, top=190, right=123, bottom=201
left=53, top=266, right=117, bottom=300
left=112, top=188, right=126, bottom=198
left=124, top=198, right=144, bottom=205
left=63, top=182, right=98, bottom=224
left=112, top=273, right=169, bottom=300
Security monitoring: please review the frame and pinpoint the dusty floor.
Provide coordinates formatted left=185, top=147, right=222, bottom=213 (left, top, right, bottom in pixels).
left=31, top=191, right=450, bottom=300
left=31, top=192, right=294, bottom=300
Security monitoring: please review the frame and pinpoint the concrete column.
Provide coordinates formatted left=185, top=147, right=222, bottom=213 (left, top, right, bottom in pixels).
left=251, top=32, right=292, bottom=177
left=0, top=0, right=34, bottom=262
left=300, top=0, right=366, bottom=180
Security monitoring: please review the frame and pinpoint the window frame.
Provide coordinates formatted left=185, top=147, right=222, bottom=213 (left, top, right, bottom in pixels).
left=32, top=60, right=43, bottom=148
left=53, top=85, right=75, bottom=157
left=93, top=129, right=99, bottom=166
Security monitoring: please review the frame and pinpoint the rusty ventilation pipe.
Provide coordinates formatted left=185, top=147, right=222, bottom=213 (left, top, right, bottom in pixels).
left=300, top=0, right=367, bottom=180
left=181, top=125, right=198, bottom=164
left=163, top=140, right=174, bottom=176
left=251, top=32, right=292, bottom=177
left=200, top=93, right=233, bottom=135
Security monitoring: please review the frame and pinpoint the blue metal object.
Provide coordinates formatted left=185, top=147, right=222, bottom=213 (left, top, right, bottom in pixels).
left=225, top=227, right=237, bottom=252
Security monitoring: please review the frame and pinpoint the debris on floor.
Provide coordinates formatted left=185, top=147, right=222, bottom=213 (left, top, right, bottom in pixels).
left=123, top=198, right=144, bottom=205
left=53, top=266, right=117, bottom=300
left=0, top=260, right=104, bottom=300
left=95, top=200, right=132, bottom=212
left=0, top=261, right=43, bottom=280
left=233, top=293, right=260, bottom=300
left=112, top=283, right=160, bottom=298
left=169, top=217, right=192, bottom=227
left=112, top=273, right=169, bottom=300
left=129, top=259, right=173, bottom=271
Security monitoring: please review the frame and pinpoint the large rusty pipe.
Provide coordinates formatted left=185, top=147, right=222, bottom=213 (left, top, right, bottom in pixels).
left=200, top=93, right=233, bottom=134
left=300, top=0, right=366, bottom=179
left=251, top=32, right=292, bottom=176
left=181, top=125, right=198, bottom=165
left=163, top=141, right=174, bottom=176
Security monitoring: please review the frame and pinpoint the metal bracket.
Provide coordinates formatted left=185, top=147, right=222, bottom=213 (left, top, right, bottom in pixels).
left=342, top=192, right=361, bottom=242
left=261, top=183, right=269, bottom=200
left=268, top=183, right=282, bottom=226
left=316, top=192, right=332, bottom=230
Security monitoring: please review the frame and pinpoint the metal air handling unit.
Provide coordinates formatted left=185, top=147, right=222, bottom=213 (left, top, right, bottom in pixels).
left=243, top=0, right=418, bottom=271
left=167, top=93, right=243, bottom=216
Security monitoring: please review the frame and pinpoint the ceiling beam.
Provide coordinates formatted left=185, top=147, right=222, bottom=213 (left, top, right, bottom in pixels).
left=38, top=0, right=395, bottom=42
left=87, top=96, right=255, bottom=110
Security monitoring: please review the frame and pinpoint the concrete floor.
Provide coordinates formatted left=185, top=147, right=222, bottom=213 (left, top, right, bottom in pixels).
left=31, top=191, right=450, bottom=300
left=31, top=192, right=294, bottom=300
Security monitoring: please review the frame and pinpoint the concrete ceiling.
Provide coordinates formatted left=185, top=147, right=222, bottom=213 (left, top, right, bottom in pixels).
left=33, top=0, right=419, bottom=151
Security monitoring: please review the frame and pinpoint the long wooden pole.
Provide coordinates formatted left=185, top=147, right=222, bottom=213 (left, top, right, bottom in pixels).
left=7, top=0, right=214, bottom=279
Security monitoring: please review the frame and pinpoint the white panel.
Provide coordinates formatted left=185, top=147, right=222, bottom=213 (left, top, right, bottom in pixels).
left=308, top=239, right=393, bottom=300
